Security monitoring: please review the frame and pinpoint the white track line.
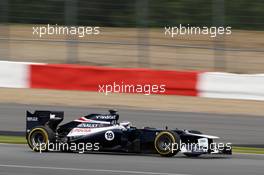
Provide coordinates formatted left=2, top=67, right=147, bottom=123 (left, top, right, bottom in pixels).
left=0, top=164, right=190, bottom=175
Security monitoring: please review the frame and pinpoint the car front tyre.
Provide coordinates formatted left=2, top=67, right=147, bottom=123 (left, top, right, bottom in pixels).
left=154, top=131, right=180, bottom=157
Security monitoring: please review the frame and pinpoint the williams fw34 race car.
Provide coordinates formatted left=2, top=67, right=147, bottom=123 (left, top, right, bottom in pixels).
left=26, top=109, right=232, bottom=157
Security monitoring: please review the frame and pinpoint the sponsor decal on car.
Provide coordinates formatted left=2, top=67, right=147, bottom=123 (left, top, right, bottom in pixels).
left=77, top=123, right=100, bottom=128
left=96, top=115, right=116, bottom=120
left=67, top=128, right=91, bottom=136
left=27, top=117, right=38, bottom=121
left=105, top=130, right=115, bottom=141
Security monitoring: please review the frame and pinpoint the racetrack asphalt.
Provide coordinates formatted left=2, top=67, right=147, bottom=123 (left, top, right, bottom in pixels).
left=1, top=103, right=264, bottom=175
left=0, top=144, right=264, bottom=175
left=0, top=103, right=264, bottom=145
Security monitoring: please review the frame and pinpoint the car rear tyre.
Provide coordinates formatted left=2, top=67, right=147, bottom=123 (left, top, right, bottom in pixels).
left=27, top=126, right=55, bottom=152
left=154, top=131, right=180, bottom=157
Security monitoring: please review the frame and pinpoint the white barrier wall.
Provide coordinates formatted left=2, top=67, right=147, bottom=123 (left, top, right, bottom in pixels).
left=0, top=61, right=29, bottom=88
left=198, top=72, right=264, bottom=101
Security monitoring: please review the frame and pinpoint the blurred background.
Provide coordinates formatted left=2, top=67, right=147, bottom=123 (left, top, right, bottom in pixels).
left=0, top=0, right=264, bottom=73
left=1, top=0, right=264, bottom=153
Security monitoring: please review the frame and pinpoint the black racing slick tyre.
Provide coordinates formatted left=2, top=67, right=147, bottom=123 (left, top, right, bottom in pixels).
left=154, top=131, right=180, bottom=157
left=27, top=126, right=55, bottom=152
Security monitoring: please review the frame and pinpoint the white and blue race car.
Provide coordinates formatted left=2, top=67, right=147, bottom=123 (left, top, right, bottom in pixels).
left=26, top=109, right=232, bottom=157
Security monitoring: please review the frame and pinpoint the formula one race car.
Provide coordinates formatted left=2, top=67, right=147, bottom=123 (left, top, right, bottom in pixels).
left=26, top=109, right=232, bottom=157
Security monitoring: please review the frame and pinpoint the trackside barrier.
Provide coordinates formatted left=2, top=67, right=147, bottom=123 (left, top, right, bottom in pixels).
left=30, top=64, right=198, bottom=96
left=0, top=61, right=29, bottom=88
left=0, top=61, right=264, bottom=100
left=198, top=72, right=264, bottom=101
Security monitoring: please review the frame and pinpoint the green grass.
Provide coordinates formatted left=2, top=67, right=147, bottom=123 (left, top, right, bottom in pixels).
left=0, top=135, right=264, bottom=154
left=233, top=146, right=264, bottom=154
left=0, top=135, right=26, bottom=144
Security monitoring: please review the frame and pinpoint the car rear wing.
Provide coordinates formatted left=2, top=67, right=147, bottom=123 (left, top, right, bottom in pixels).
left=26, top=110, right=64, bottom=134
